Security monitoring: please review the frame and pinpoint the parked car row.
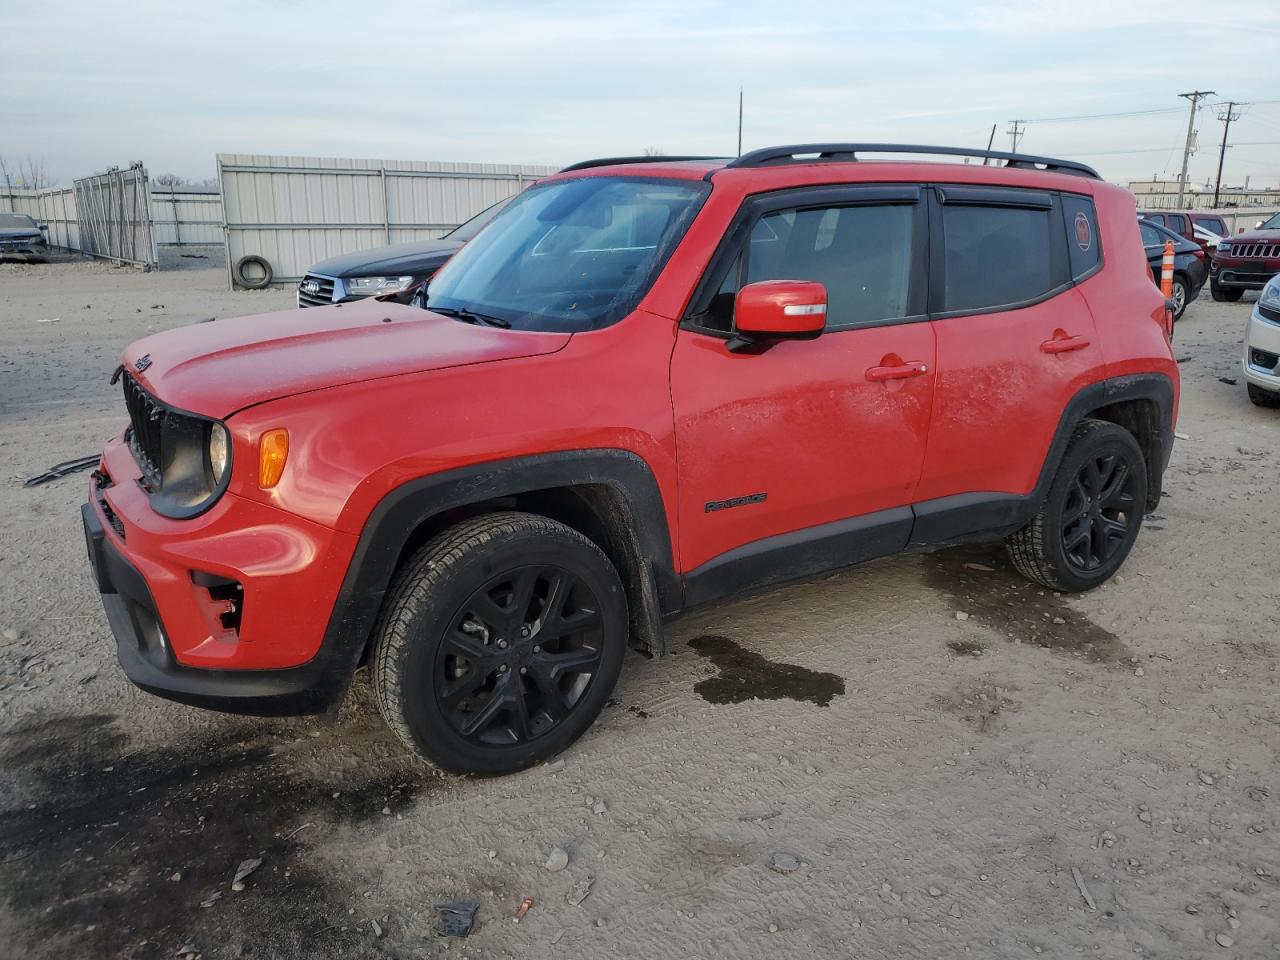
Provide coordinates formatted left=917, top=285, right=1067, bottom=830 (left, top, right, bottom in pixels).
left=1137, top=218, right=1205, bottom=320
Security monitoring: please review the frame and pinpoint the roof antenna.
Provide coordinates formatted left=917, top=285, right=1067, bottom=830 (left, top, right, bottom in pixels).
left=737, top=88, right=744, bottom=158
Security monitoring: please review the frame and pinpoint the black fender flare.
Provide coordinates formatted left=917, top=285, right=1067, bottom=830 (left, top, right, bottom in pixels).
left=318, top=449, right=680, bottom=689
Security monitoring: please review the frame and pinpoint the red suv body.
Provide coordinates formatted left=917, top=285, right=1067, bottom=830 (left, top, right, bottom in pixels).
left=84, top=145, right=1178, bottom=774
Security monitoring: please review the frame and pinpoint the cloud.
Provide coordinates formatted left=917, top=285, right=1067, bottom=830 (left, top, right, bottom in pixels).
left=2, top=0, right=1277, bottom=187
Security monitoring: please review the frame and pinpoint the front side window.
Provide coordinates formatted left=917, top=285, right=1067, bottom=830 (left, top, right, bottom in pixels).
left=941, top=200, right=1058, bottom=312
left=424, top=176, right=709, bottom=332
left=698, top=202, right=915, bottom=332
left=1198, top=217, right=1227, bottom=237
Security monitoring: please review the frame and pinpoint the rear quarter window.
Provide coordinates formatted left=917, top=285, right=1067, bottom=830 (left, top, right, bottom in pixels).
left=1061, top=195, right=1102, bottom=280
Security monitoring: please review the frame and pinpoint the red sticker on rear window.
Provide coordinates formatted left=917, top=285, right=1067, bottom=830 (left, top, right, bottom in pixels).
left=1074, top=212, right=1092, bottom=251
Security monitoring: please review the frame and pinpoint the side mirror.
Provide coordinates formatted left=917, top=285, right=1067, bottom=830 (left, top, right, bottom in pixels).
left=38, top=223, right=48, bottom=232
left=728, top=280, right=827, bottom=353
left=1257, top=221, right=1264, bottom=230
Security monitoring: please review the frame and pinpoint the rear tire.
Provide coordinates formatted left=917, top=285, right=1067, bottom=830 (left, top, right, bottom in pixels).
left=1006, top=420, right=1147, bottom=592
left=371, top=512, right=628, bottom=776
left=1248, top=383, right=1280, bottom=408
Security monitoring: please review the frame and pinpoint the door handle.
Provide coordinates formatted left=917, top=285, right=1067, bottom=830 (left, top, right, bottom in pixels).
left=1040, top=333, right=1090, bottom=354
left=865, top=360, right=929, bottom=382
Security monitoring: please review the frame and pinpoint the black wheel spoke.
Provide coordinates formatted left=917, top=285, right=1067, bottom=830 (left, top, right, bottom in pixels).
left=533, top=646, right=602, bottom=680
left=436, top=561, right=608, bottom=748
left=459, top=687, right=509, bottom=738
left=1064, top=522, right=1091, bottom=553
left=1098, top=461, right=1130, bottom=507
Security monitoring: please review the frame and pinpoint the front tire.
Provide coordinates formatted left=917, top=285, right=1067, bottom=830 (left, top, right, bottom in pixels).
left=1210, top=280, right=1244, bottom=302
left=1248, top=383, right=1280, bottom=408
left=1006, top=420, right=1147, bottom=592
left=371, top=512, right=628, bottom=775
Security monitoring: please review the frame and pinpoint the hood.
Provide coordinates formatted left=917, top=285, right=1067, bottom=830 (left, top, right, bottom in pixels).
left=122, top=299, right=571, bottom=418
left=1222, top=227, right=1280, bottom=244
left=0, top=228, right=43, bottom=240
left=307, top=238, right=463, bottom=278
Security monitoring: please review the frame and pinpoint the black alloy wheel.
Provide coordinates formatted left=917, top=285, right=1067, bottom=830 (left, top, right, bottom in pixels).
left=437, top=565, right=605, bottom=746
left=372, top=512, right=628, bottom=775
left=1058, top=450, right=1140, bottom=576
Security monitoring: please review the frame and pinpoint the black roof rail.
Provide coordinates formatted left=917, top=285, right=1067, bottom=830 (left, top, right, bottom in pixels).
left=724, top=143, right=1100, bottom=179
left=559, top=155, right=725, bottom=173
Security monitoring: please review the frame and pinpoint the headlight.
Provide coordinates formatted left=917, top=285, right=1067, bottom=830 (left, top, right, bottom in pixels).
left=1259, top=275, right=1280, bottom=312
left=1217, top=242, right=1231, bottom=256
left=344, top=275, right=414, bottom=297
left=208, top=422, right=230, bottom=485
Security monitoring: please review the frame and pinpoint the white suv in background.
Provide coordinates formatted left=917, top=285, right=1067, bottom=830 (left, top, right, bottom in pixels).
left=1244, top=274, right=1280, bottom=407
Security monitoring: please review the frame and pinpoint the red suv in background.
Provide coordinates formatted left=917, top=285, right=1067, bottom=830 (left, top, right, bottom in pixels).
left=1138, top=210, right=1231, bottom=254
left=83, top=144, right=1178, bottom=775
left=1211, top=211, right=1280, bottom=301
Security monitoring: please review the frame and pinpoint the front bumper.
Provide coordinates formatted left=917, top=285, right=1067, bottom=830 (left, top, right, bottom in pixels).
left=0, top=237, right=49, bottom=260
left=1212, top=257, right=1280, bottom=291
left=1244, top=304, right=1280, bottom=395
left=83, top=436, right=364, bottom=715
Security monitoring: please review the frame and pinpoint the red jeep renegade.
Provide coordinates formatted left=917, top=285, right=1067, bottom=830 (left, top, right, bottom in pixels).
left=83, top=144, right=1178, bottom=775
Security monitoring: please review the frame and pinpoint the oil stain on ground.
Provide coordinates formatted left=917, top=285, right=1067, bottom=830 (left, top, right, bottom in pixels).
left=924, top=545, right=1130, bottom=665
left=688, top=635, right=845, bottom=707
left=0, top=709, right=427, bottom=960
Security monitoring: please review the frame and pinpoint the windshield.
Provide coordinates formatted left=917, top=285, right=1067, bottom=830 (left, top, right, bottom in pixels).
left=445, top=197, right=511, bottom=243
left=423, top=176, right=709, bottom=332
left=0, top=213, right=37, bottom=230
left=1261, top=212, right=1280, bottom=230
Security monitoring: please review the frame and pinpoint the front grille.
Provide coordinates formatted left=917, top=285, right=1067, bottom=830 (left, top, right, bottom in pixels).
left=1228, top=242, right=1280, bottom=259
left=121, top=373, right=168, bottom=488
left=297, top=274, right=336, bottom=307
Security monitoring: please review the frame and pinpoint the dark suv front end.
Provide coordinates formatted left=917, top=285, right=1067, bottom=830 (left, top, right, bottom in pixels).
left=0, top=213, right=50, bottom=262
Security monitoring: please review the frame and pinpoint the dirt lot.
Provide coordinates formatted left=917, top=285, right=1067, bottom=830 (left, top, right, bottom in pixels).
left=1, top=259, right=1277, bottom=960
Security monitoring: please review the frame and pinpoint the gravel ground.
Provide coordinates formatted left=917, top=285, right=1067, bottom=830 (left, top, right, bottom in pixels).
left=1, top=260, right=1277, bottom=960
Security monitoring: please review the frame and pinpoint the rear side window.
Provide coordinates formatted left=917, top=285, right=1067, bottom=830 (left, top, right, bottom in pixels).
left=1139, top=222, right=1164, bottom=247
left=1166, top=214, right=1187, bottom=233
left=1199, top=216, right=1228, bottom=237
left=1061, top=194, right=1101, bottom=280
left=941, top=192, right=1062, bottom=312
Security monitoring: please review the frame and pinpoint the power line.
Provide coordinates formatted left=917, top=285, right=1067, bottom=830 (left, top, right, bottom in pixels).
left=1024, top=106, right=1184, bottom=124
left=1177, top=90, right=1215, bottom=206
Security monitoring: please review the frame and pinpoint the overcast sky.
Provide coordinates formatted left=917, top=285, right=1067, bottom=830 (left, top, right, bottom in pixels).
left=4, top=0, right=1279, bottom=189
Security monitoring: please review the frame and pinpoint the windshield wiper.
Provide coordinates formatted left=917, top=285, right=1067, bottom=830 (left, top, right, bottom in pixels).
left=427, top=305, right=511, bottom=329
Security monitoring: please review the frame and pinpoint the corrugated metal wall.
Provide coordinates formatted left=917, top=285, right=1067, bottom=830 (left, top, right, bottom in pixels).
left=217, top=154, right=558, bottom=287
left=1, top=186, right=223, bottom=252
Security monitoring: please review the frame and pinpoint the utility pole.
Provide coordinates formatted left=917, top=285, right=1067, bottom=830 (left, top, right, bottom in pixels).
left=1006, top=120, right=1025, bottom=153
left=1176, top=90, right=1215, bottom=206
left=1213, top=100, right=1241, bottom=209
left=737, top=88, right=743, bottom=157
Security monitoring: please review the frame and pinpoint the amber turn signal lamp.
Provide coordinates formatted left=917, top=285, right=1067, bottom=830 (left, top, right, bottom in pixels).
left=258, top=429, right=289, bottom=488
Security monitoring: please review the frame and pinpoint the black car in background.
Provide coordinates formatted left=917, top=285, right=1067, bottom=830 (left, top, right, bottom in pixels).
left=0, top=212, right=50, bottom=262
left=1138, top=217, right=1206, bottom=320
left=297, top=197, right=511, bottom=307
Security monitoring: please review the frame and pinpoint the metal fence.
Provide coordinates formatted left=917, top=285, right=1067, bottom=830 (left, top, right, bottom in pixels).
left=217, top=153, right=558, bottom=287
left=73, top=164, right=157, bottom=267
left=149, top=190, right=223, bottom=246
left=2, top=184, right=224, bottom=253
